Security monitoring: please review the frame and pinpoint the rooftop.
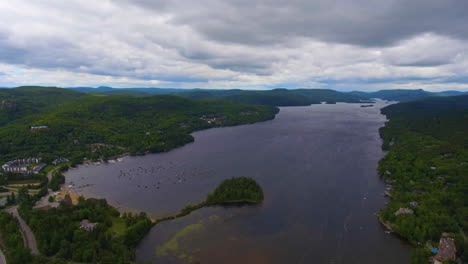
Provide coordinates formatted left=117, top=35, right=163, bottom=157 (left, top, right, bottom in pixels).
left=434, top=237, right=456, bottom=263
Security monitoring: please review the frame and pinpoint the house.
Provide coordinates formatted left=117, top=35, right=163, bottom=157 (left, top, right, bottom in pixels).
left=409, top=201, right=418, bottom=208
left=30, top=125, right=49, bottom=131
left=1, top=158, right=43, bottom=174
left=200, top=115, right=225, bottom=124
left=395, top=207, right=414, bottom=216
left=32, top=164, right=46, bottom=174
left=433, top=237, right=456, bottom=264
left=80, top=219, right=98, bottom=232
left=0, top=197, right=7, bottom=207
left=52, top=158, right=68, bottom=165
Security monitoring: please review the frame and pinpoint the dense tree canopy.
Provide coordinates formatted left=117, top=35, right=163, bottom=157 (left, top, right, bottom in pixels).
left=378, top=95, right=468, bottom=263
left=0, top=87, right=278, bottom=165
left=178, top=88, right=368, bottom=106
left=207, top=177, right=264, bottom=204
left=19, top=197, right=152, bottom=263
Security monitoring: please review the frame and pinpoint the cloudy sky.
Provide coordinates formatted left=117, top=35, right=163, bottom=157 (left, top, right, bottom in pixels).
left=1, top=0, right=468, bottom=91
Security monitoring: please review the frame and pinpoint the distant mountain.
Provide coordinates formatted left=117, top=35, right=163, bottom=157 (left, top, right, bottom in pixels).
left=67, top=86, right=113, bottom=93
left=64, top=87, right=370, bottom=106
left=436, top=90, right=468, bottom=96
left=177, top=88, right=369, bottom=106
left=5, top=86, right=467, bottom=107
left=67, top=87, right=193, bottom=95
left=349, top=89, right=430, bottom=101
left=349, top=89, right=468, bottom=101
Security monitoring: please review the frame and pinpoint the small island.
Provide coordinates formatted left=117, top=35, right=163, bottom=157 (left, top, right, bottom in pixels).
left=156, top=177, right=264, bottom=223
left=206, top=177, right=264, bottom=205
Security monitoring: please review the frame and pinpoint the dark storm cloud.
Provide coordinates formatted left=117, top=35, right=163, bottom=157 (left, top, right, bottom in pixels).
left=0, top=30, right=92, bottom=70
left=125, top=0, right=468, bottom=47
left=0, top=0, right=467, bottom=89
left=178, top=48, right=275, bottom=75
left=395, top=59, right=452, bottom=68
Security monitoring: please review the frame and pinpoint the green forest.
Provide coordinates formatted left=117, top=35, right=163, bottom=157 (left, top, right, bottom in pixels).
left=378, top=95, right=468, bottom=263
left=19, top=196, right=152, bottom=263
left=155, top=177, right=264, bottom=224
left=0, top=168, right=155, bottom=264
left=0, top=87, right=275, bottom=263
left=2, top=87, right=467, bottom=263
left=0, top=211, right=37, bottom=264
left=0, top=87, right=278, bottom=165
left=206, top=177, right=264, bottom=204
left=70, top=86, right=467, bottom=105
left=69, top=86, right=370, bottom=105
left=0, top=209, right=83, bottom=264
left=177, top=88, right=369, bottom=106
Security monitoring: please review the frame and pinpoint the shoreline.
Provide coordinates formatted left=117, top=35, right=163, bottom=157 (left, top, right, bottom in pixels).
left=68, top=103, right=395, bottom=225
left=375, top=107, right=417, bottom=257
left=70, top=112, right=279, bottom=168
left=58, top=115, right=279, bottom=221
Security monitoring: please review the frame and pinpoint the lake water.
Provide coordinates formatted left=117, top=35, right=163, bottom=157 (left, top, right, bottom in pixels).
left=65, top=101, right=411, bottom=264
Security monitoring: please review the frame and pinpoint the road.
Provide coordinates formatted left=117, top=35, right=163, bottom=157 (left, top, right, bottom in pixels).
left=5, top=206, right=39, bottom=255
left=46, top=167, right=58, bottom=182
left=0, top=248, right=6, bottom=264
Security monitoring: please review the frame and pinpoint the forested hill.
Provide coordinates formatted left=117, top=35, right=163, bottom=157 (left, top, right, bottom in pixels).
left=69, top=87, right=370, bottom=106
left=380, top=95, right=468, bottom=149
left=378, top=95, right=468, bottom=263
left=65, top=86, right=467, bottom=105
left=0, top=87, right=84, bottom=126
left=177, top=88, right=368, bottom=106
left=0, top=87, right=278, bottom=164
left=350, top=89, right=468, bottom=102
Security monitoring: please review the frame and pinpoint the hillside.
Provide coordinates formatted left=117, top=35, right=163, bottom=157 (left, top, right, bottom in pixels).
left=66, top=87, right=368, bottom=106
left=350, top=89, right=468, bottom=102
left=0, top=88, right=278, bottom=164
left=0, top=87, right=84, bottom=126
left=178, top=88, right=368, bottom=106
left=66, top=86, right=468, bottom=105
left=378, top=95, right=468, bottom=263
left=68, top=86, right=186, bottom=95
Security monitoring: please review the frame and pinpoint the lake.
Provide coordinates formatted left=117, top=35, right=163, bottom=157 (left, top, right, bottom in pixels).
left=65, top=101, right=411, bottom=263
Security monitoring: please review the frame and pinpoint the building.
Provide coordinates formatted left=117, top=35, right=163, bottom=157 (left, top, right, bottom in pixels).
left=395, top=207, right=414, bottom=216
left=30, top=125, right=48, bottom=131
left=200, top=115, right=226, bottom=124
left=80, top=219, right=98, bottom=232
left=0, top=197, right=7, bottom=207
left=52, top=158, right=68, bottom=165
left=1, top=158, right=43, bottom=174
left=433, top=237, right=456, bottom=264
left=32, top=164, right=46, bottom=174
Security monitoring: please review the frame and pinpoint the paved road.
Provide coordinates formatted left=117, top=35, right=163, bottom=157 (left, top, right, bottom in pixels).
left=5, top=206, right=39, bottom=255
left=0, top=248, right=6, bottom=264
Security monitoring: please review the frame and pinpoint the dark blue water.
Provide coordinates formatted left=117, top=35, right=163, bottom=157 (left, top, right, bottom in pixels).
left=66, top=102, right=411, bottom=263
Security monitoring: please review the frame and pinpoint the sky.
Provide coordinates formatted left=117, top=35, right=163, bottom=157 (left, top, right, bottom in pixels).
left=0, top=0, right=468, bottom=91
